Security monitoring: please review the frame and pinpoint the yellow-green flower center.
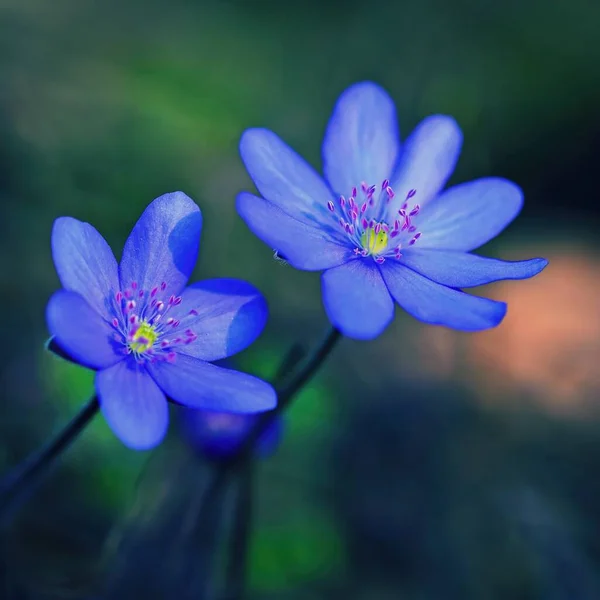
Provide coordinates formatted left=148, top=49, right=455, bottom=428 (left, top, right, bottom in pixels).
left=128, top=320, right=158, bottom=354
left=360, top=226, right=389, bottom=255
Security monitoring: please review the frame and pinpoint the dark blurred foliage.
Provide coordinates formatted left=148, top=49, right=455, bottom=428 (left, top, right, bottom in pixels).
left=1, top=0, right=600, bottom=598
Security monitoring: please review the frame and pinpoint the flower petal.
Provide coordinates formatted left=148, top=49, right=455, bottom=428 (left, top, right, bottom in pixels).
left=380, top=261, right=506, bottom=331
left=178, top=408, right=283, bottom=460
left=239, top=128, right=333, bottom=225
left=390, top=115, right=462, bottom=210
left=166, top=278, right=269, bottom=361
left=322, top=81, right=400, bottom=196
left=236, top=192, right=351, bottom=271
left=96, top=360, right=169, bottom=450
left=321, top=259, right=394, bottom=340
left=119, top=191, right=202, bottom=297
left=148, top=355, right=277, bottom=414
left=416, top=178, right=524, bottom=251
left=46, top=290, right=121, bottom=369
left=400, top=249, right=548, bottom=287
left=51, top=217, right=119, bottom=318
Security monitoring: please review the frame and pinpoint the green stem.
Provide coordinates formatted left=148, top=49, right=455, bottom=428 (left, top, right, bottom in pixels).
left=234, top=326, right=341, bottom=461
left=222, top=458, right=254, bottom=600
left=186, top=326, right=341, bottom=600
left=0, top=395, right=99, bottom=522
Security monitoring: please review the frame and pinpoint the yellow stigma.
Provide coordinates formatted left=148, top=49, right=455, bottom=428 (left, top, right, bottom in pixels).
left=129, top=320, right=158, bottom=354
left=361, top=226, right=389, bottom=255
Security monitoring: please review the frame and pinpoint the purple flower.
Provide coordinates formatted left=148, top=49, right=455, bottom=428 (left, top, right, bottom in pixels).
left=178, top=406, right=283, bottom=460
left=46, top=192, right=276, bottom=450
left=237, top=82, right=548, bottom=340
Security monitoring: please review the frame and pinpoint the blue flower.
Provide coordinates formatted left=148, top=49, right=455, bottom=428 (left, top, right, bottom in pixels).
left=237, top=82, right=548, bottom=340
left=46, top=191, right=276, bottom=450
left=178, top=406, right=283, bottom=460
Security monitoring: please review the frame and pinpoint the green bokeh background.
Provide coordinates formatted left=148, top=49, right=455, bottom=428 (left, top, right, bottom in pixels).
left=1, top=0, right=600, bottom=598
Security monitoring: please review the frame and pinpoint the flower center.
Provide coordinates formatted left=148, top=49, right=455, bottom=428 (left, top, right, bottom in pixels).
left=109, top=280, right=198, bottom=364
left=128, top=320, right=158, bottom=354
left=361, top=223, right=390, bottom=256
left=327, top=180, right=422, bottom=263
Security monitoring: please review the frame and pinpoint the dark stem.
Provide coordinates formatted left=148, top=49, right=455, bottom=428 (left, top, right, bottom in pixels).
left=180, top=465, right=232, bottom=600
left=0, top=395, right=100, bottom=522
left=234, top=326, right=341, bottom=460
left=206, top=327, right=340, bottom=595
left=272, top=342, right=306, bottom=384
left=222, top=458, right=254, bottom=600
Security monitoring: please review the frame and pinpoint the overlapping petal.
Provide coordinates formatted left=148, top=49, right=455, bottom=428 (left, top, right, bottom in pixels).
left=239, top=128, right=333, bottom=225
left=119, top=191, right=202, bottom=297
left=416, top=178, right=523, bottom=251
left=166, top=278, right=268, bottom=361
left=46, top=290, right=121, bottom=369
left=400, top=249, right=548, bottom=287
left=380, top=261, right=506, bottom=330
left=96, top=360, right=169, bottom=450
left=51, top=217, right=119, bottom=318
left=322, top=81, right=400, bottom=196
left=236, top=193, right=351, bottom=271
left=178, top=408, right=282, bottom=459
left=321, top=260, right=394, bottom=340
left=148, top=354, right=277, bottom=413
left=390, top=115, right=462, bottom=210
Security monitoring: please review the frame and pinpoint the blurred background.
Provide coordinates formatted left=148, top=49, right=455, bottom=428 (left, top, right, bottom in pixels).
left=1, top=0, right=600, bottom=598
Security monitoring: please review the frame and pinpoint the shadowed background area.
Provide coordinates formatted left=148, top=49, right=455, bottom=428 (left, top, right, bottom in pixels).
left=1, top=0, right=600, bottom=598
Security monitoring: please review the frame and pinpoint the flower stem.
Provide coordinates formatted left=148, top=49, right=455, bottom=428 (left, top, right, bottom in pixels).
left=201, top=326, right=340, bottom=599
left=234, top=326, right=341, bottom=461
left=222, top=458, right=254, bottom=600
left=0, top=395, right=100, bottom=522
